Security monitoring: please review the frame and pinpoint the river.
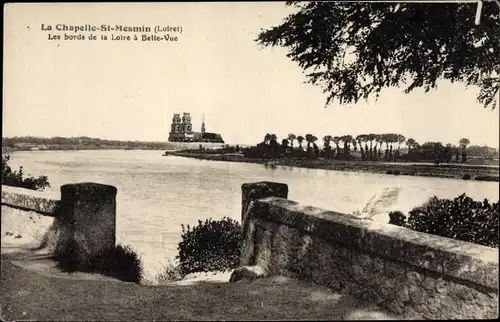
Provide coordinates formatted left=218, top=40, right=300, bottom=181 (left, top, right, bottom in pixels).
left=6, top=150, right=499, bottom=280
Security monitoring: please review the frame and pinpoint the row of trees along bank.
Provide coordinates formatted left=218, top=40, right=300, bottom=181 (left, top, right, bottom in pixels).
left=242, top=133, right=498, bottom=164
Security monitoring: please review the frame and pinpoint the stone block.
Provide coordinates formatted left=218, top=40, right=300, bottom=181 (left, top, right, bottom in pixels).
left=1, top=185, right=60, bottom=216
left=241, top=181, right=288, bottom=223
left=59, top=182, right=117, bottom=264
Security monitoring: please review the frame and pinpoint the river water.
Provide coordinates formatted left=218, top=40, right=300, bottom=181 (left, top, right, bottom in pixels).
left=6, top=150, right=499, bottom=279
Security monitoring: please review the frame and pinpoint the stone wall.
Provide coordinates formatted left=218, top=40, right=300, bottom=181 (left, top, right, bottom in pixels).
left=240, top=181, right=499, bottom=319
left=1, top=183, right=117, bottom=263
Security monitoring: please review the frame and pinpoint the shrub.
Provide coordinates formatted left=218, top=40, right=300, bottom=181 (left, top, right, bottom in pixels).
left=54, top=241, right=143, bottom=283
left=388, top=211, right=406, bottom=226
left=91, top=244, right=143, bottom=283
left=155, top=260, right=184, bottom=284
left=462, top=173, right=471, bottom=180
left=1, top=155, right=50, bottom=190
left=388, top=194, right=499, bottom=248
left=177, top=217, right=242, bottom=276
left=55, top=238, right=81, bottom=273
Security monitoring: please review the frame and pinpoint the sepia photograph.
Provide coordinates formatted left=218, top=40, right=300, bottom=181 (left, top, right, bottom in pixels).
left=1, top=1, right=499, bottom=320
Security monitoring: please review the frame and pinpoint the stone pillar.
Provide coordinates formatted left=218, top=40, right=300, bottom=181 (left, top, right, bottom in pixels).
left=241, top=181, right=288, bottom=223
left=59, top=182, right=117, bottom=264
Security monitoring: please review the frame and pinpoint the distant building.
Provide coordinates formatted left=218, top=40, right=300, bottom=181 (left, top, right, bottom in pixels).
left=168, top=113, right=224, bottom=143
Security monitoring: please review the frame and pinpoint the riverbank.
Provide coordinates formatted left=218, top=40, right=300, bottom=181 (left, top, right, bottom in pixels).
left=3, top=146, right=164, bottom=152
left=164, top=152, right=500, bottom=182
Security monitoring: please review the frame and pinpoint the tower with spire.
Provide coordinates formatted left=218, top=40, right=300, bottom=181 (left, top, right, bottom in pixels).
left=167, top=112, right=223, bottom=143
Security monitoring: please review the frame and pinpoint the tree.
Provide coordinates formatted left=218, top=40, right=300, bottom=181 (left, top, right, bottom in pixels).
left=2, top=155, right=50, bottom=191
left=323, top=135, right=333, bottom=158
left=375, top=134, right=384, bottom=161
left=406, top=138, right=417, bottom=159
left=264, top=133, right=271, bottom=145
left=311, top=135, right=319, bottom=158
left=459, top=138, right=471, bottom=150
left=343, top=134, right=353, bottom=159
left=338, top=135, right=346, bottom=158
left=304, top=134, right=318, bottom=158
left=459, top=137, right=471, bottom=163
left=305, top=134, right=313, bottom=149
left=384, top=133, right=398, bottom=161
left=351, top=138, right=358, bottom=151
left=356, top=134, right=366, bottom=160
left=281, top=138, right=289, bottom=152
left=269, top=134, right=280, bottom=158
left=367, top=133, right=376, bottom=160
left=397, top=134, right=406, bottom=151
left=257, top=2, right=500, bottom=109
left=297, top=135, right=305, bottom=154
left=445, top=143, right=454, bottom=163
left=288, top=133, right=296, bottom=153
left=332, top=136, right=341, bottom=158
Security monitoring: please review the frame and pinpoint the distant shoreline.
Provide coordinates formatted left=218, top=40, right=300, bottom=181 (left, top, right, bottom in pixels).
left=4, top=147, right=163, bottom=152
left=2, top=143, right=229, bottom=153
left=164, top=151, right=500, bottom=182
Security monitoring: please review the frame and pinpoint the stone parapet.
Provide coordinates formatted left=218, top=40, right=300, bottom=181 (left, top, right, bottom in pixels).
left=239, top=181, right=499, bottom=319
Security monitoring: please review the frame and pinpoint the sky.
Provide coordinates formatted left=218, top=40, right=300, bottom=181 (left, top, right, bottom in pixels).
left=3, top=2, right=499, bottom=147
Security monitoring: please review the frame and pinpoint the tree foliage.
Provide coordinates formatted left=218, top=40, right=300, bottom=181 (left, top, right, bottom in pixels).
left=257, top=1, right=500, bottom=109
left=1, top=155, right=50, bottom=191
left=2, top=136, right=170, bottom=150
left=388, top=194, right=499, bottom=248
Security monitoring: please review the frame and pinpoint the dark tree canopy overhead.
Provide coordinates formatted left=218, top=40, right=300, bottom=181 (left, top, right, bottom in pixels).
left=256, top=1, right=500, bottom=109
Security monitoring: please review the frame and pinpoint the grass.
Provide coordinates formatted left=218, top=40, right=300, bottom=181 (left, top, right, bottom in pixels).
left=0, top=255, right=393, bottom=321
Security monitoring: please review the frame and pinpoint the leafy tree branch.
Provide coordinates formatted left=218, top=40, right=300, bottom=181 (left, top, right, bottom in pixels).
left=256, top=2, right=500, bottom=109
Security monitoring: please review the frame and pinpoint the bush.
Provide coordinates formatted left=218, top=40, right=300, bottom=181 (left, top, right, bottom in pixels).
left=388, top=211, right=406, bottom=226
left=55, top=241, right=143, bottom=283
left=91, top=244, right=143, bottom=283
left=388, top=194, right=499, bottom=248
left=177, top=217, right=242, bottom=276
left=55, top=238, right=81, bottom=272
left=462, top=173, right=471, bottom=180
left=1, top=155, right=50, bottom=190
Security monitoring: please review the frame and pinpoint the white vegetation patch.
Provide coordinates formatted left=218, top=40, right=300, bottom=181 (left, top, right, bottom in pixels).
left=352, top=187, right=401, bottom=220
left=142, top=257, right=234, bottom=286
left=169, top=270, right=234, bottom=286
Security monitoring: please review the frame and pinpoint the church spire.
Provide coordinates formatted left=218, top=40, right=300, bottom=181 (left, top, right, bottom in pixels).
left=201, top=114, right=206, bottom=133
